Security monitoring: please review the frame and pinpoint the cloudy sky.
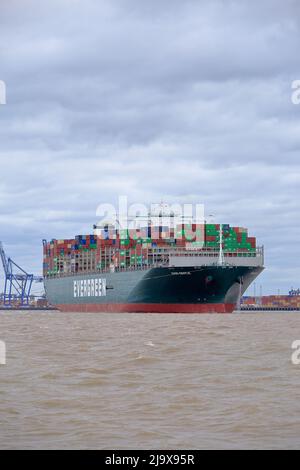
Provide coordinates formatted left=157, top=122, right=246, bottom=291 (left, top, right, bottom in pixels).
left=0, top=0, right=300, bottom=294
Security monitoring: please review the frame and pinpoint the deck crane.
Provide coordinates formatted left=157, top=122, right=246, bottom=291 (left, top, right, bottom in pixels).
left=0, top=241, right=43, bottom=308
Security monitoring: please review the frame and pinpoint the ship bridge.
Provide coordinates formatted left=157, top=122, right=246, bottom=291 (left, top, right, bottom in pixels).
left=168, top=246, right=264, bottom=268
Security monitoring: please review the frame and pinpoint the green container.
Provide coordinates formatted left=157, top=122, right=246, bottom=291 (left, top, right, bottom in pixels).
left=206, top=224, right=217, bottom=231
left=120, top=229, right=129, bottom=238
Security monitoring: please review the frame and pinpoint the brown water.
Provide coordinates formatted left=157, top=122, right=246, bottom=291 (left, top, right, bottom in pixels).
left=0, top=310, right=300, bottom=450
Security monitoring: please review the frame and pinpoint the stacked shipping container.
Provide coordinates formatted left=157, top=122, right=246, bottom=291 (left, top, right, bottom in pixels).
left=43, top=223, right=257, bottom=276
left=242, top=295, right=300, bottom=309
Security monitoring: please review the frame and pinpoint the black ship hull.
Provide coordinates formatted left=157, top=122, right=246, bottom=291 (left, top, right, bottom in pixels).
left=44, top=265, right=263, bottom=313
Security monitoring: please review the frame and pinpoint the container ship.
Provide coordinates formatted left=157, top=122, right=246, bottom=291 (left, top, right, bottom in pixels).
left=43, top=220, right=264, bottom=313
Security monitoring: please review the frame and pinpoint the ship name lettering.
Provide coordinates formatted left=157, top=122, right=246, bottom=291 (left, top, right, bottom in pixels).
left=73, top=278, right=107, bottom=298
left=171, top=272, right=191, bottom=275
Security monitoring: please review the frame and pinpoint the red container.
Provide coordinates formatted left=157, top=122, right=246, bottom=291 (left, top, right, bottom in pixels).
left=247, top=237, right=256, bottom=248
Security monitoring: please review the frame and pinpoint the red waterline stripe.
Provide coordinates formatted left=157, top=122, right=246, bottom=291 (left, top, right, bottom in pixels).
left=56, top=303, right=236, bottom=314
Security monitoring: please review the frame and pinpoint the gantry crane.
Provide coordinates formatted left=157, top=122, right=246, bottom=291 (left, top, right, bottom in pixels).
left=0, top=241, right=43, bottom=308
